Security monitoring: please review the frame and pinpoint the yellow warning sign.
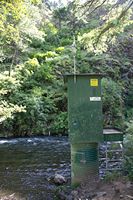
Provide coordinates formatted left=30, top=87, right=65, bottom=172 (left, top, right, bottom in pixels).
left=90, top=79, right=98, bottom=87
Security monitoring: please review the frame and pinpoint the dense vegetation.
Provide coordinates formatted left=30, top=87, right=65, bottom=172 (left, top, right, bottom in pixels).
left=0, top=0, right=133, bottom=180
left=0, top=0, right=132, bottom=136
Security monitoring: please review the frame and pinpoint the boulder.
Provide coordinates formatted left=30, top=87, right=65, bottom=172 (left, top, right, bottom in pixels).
left=54, top=174, right=67, bottom=185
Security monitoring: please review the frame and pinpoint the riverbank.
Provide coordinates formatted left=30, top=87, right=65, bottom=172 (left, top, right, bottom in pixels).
left=0, top=192, right=23, bottom=200
left=56, top=178, right=133, bottom=200
left=0, top=179, right=132, bottom=200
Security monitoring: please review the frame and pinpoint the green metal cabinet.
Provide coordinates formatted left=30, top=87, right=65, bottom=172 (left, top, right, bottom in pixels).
left=71, top=142, right=99, bottom=186
left=64, top=74, right=103, bottom=186
left=65, top=74, right=103, bottom=143
left=64, top=74, right=123, bottom=186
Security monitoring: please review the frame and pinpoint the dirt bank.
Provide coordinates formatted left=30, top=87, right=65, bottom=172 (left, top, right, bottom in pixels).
left=56, top=178, right=133, bottom=200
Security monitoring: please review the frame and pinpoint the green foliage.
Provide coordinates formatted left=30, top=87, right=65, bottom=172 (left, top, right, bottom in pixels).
left=25, top=58, right=40, bottom=71
left=104, top=171, right=122, bottom=182
left=53, top=7, right=68, bottom=29
left=125, top=81, right=133, bottom=108
left=0, top=0, right=133, bottom=139
left=124, top=121, right=133, bottom=181
left=0, top=50, right=56, bottom=136
left=78, top=3, right=133, bottom=54
left=51, top=112, right=68, bottom=134
left=11, top=95, right=54, bottom=136
left=55, top=47, right=65, bottom=53
left=102, top=78, right=124, bottom=128
left=30, top=0, right=42, bottom=5
left=0, top=73, right=26, bottom=123
left=126, top=120, right=133, bottom=135
left=0, top=0, right=45, bottom=74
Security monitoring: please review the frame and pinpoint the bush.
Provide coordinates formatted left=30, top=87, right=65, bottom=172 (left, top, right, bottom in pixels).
left=102, top=78, right=124, bottom=128
left=51, top=111, right=68, bottom=134
left=123, top=120, right=133, bottom=181
left=0, top=64, right=56, bottom=136
left=5, top=94, right=56, bottom=136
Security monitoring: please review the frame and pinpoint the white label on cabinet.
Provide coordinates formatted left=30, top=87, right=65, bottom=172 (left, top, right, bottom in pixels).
left=90, top=97, right=101, bottom=101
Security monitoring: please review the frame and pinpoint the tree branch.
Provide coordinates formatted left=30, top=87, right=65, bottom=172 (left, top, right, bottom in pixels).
left=79, top=0, right=107, bottom=19
left=95, top=0, right=133, bottom=44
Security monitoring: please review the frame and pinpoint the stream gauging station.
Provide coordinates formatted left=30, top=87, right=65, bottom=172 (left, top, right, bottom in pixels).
left=64, top=74, right=123, bottom=186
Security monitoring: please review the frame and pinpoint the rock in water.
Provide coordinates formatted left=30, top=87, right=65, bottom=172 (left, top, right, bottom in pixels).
left=54, top=174, right=67, bottom=185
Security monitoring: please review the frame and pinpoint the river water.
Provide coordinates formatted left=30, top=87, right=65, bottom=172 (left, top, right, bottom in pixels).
left=0, top=137, right=70, bottom=200
left=0, top=137, right=122, bottom=199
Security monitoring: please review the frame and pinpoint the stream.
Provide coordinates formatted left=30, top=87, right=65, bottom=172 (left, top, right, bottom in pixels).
left=0, top=136, right=70, bottom=200
left=0, top=136, right=122, bottom=200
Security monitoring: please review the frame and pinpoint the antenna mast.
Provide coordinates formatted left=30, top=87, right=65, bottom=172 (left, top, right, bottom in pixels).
left=72, top=36, right=77, bottom=83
